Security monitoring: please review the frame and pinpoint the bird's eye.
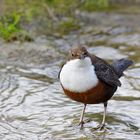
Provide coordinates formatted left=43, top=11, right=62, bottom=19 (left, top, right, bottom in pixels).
left=83, top=52, right=87, bottom=55
left=72, top=53, right=75, bottom=56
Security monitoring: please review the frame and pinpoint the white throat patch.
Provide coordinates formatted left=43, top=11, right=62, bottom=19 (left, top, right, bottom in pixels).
left=60, top=57, right=99, bottom=93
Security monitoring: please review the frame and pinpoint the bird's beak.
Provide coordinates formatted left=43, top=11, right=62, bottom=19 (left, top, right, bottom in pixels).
left=79, top=54, right=86, bottom=60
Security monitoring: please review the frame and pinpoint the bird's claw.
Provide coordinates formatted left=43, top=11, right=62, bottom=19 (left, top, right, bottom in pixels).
left=94, top=123, right=105, bottom=130
left=78, top=121, right=85, bottom=129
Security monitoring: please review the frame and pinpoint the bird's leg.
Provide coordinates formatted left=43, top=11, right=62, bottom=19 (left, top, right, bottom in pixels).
left=78, top=104, right=86, bottom=129
left=100, top=102, right=107, bottom=129
left=96, top=102, right=107, bottom=130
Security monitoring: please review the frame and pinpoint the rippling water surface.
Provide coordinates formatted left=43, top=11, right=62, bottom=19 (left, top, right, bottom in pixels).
left=0, top=14, right=140, bottom=140
left=0, top=45, right=139, bottom=140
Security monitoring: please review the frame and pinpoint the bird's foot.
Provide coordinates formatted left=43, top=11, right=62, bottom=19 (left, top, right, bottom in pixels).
left=94, top=123, right=105, bottom=131
left=78, top=121, right=85, bottom=129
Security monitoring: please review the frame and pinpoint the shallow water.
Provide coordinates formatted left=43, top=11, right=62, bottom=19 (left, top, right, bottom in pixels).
left=0, top=45, right=139, bottom=140
left=0, top=13, right=140, bottom=140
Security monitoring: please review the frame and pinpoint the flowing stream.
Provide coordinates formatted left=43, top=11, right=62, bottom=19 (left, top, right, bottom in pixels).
left=0, top=11, right=140, bottom=140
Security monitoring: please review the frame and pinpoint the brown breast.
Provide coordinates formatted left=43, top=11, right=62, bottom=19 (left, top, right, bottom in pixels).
left=62, top=81, right=116, bottom=104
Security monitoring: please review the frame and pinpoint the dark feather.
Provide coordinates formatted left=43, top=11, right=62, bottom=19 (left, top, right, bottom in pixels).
left=90, top=55, right=121, bottom=87
left=111, top=59, right=133, bottom=77
left=95, top=63, right=121, bottom=87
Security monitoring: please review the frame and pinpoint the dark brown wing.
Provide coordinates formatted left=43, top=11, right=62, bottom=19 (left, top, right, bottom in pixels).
left=94, top=63, right=121, bottom=87
left=90, top=54, right=121, bottom=87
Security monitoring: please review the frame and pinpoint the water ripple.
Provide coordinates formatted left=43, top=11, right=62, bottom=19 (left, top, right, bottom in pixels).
left=0, top=44, right=140, bottom=139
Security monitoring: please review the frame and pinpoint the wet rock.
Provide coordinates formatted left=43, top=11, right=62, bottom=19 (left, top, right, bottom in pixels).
left=89, top=46, right=127, bottom=60
left=109, top=33, right=140, bottom=46
left=0, top=39, right=62, bottom=68
left=30, top=65, right=60, bottom=80
left=54, top=39, right=71, bottom=53
left=108, top=26, right=133, bottom=35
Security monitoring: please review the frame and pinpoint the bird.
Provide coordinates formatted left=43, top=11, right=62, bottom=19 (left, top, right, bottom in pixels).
left=59, top=46, right=133, bottom=130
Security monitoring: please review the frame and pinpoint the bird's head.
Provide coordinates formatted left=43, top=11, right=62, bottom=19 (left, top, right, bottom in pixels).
left=68, top=46, right=92, bottom=67
left=69, top=46, right=89, bottom=60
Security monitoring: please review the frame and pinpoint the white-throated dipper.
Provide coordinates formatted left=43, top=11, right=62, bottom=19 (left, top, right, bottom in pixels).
left=59, top=46, right=133, bottom=129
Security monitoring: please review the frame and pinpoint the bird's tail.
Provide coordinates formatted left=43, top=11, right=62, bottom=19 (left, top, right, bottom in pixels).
left=111, top=59, right=133, bottom=78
